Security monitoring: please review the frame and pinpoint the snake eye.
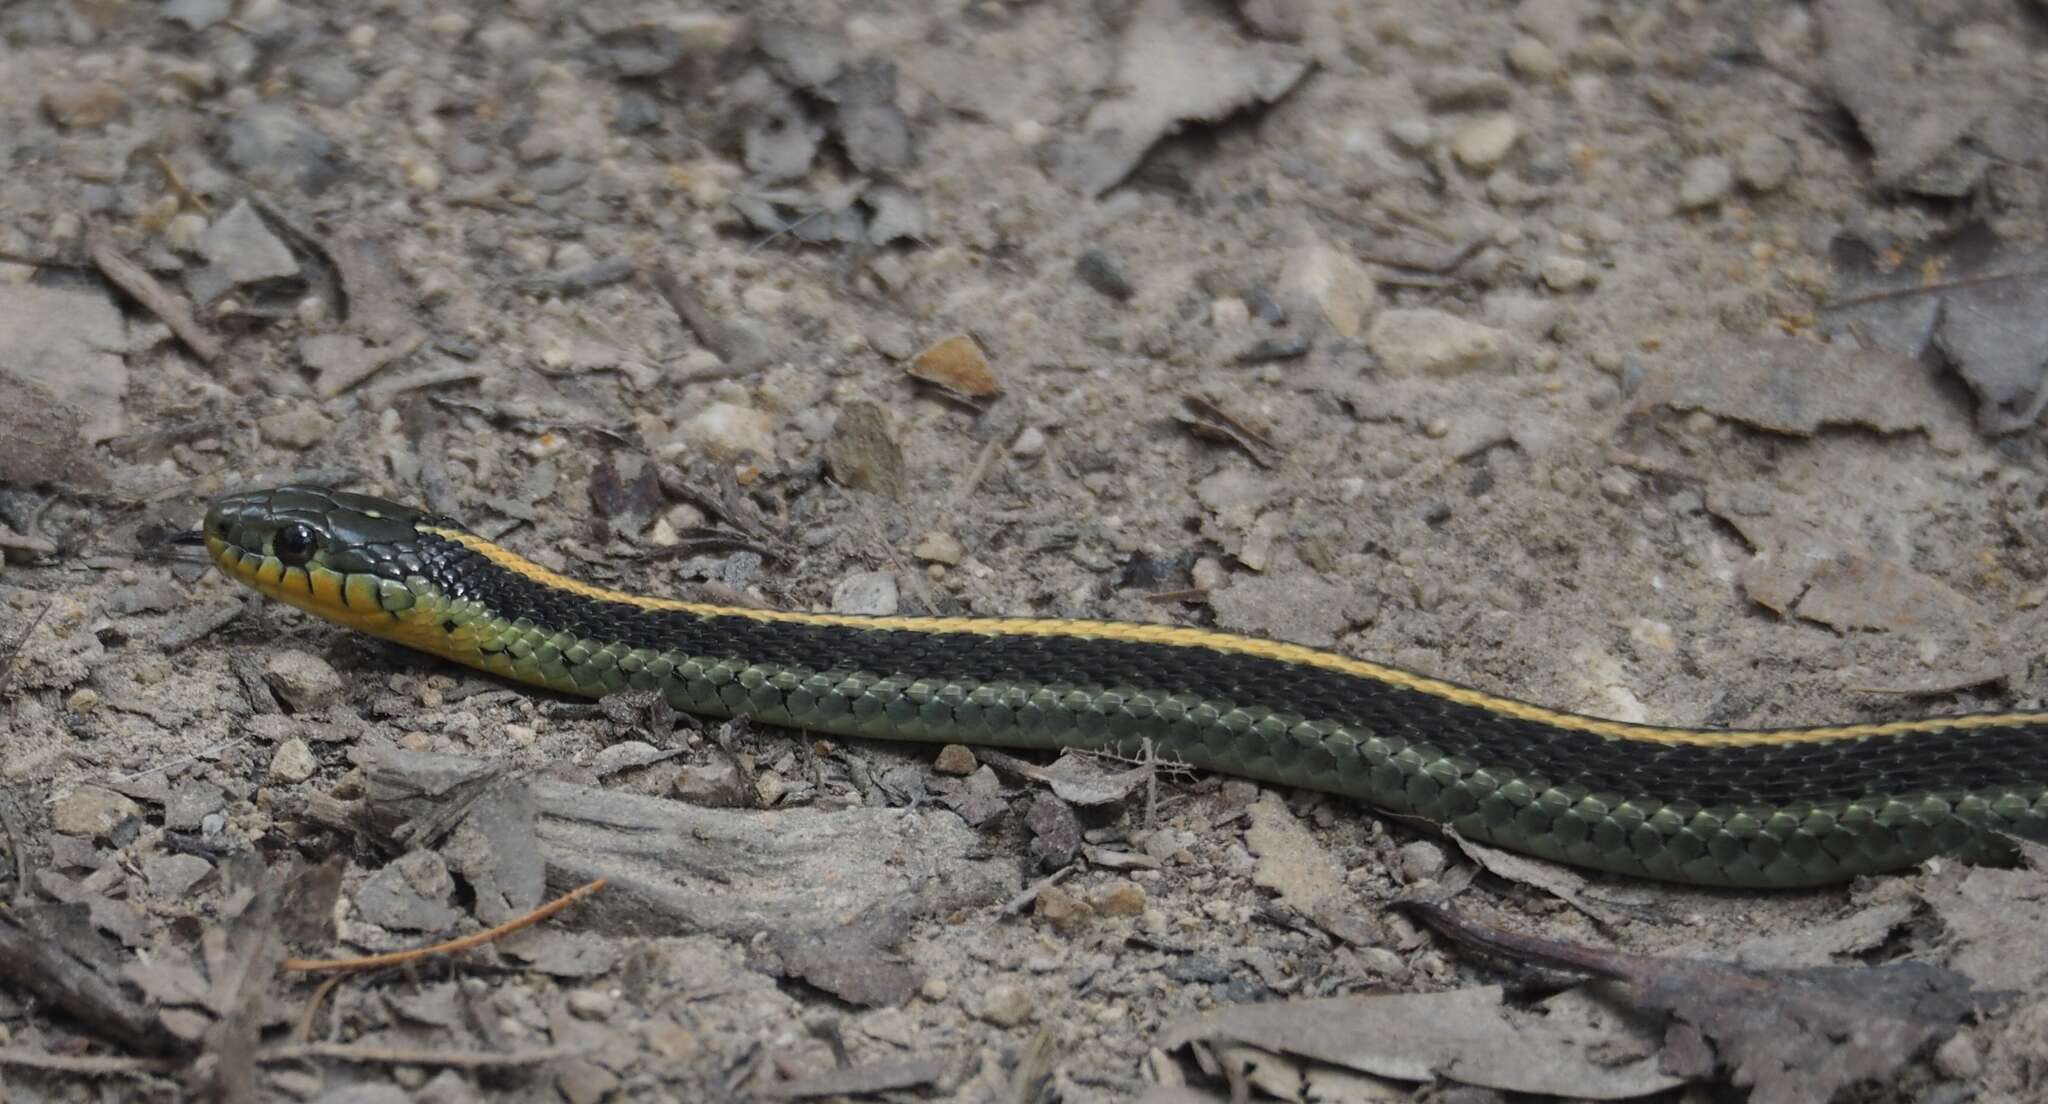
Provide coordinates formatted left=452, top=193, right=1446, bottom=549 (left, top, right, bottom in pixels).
left=273, top=523, right=320, bottom=567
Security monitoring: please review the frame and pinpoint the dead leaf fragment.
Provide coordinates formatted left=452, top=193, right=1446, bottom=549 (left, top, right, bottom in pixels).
left=907, top=334, right=999, bottom=399
left=1631, top=334, right=1963, bottom=447
left=1823, top=221, right=2048, bottom=434
left=1244, top=793, right=1341, bottom=911
left=1402, top=902, right=2007, bottom=1104
left=1161, top=984, right=1680, bottom=1099
left=1049, top=0, right=1311, bottom=195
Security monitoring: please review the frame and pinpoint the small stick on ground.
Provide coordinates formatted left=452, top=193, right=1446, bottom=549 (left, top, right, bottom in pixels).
left=281, top=878, right=606, bottom=974
left=999, top=866, right=1076, bottom=916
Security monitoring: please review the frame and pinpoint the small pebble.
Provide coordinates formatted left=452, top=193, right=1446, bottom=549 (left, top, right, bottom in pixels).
left=1369, top=308, right=1512, bottom=376
left=270, top=737, right=318, bottom=784
left=1385, top=118, right=1436, bottom=152
left=832, top=571, right=899, bottom=616
left=1451, top=113, right=1521, bottom=171
left=1010, top=426, right=1047, bottom=457
left=264, top=650, right=344, bottom=711
left=913, top=532, right=965, bottom=565
left=1506, top=36, right=1562, bottom=80
left=1073, top=249, right=1135, bottom=302
left=670, top=402, right=776, bottom=460
left=1599, top=470, right=1637, bottom=502
left=257, top=407, right=336, bottom=450
left=976, top=983, right=1034, bottom=1027
left=1096, top=881, right=1146, bottom=915
left=1413, top=67, right=1513, bottom=110
left=1676, top=156, right=1734, bottom=210
left=920, top=978, right=950, bottom=1002
left=1734, top=133, right=1796, bottom=192
left=932, top=744, right=978, bottom=776
left=566, top=989, right=616, bottom=1022
left=1933, top=1034, right=1980, bottom=1080
left=1210, top=296, right=1251, bottom=331
left=1539, top=254, right=1592, bottom=290
left=1034, top=885, right=1091, bottom=927
left=43, top=81, right=127, bottom=129
left=1398, top=840, right=1447, bottom=882
left=1280, top=242, right=1376, bottom=339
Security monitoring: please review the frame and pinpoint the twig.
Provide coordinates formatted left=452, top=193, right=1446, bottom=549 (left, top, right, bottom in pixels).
left=281, top=878, right=607, bottom=973
left=0, top=1049, right=179, bottom=1075
left=998, top=866, right=1076, bottom=916
left=257, top=1041, right=581, bottom=1068
left=294, top=971, right=350, bottom=1042
left=89, top=239, right=223, bottom=363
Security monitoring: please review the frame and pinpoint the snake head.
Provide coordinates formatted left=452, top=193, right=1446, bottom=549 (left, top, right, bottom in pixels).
left=202, top=483, right=449, bottom=609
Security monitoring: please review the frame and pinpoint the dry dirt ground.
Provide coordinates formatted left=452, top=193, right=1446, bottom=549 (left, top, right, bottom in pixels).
left=3, top=0, right=2048, bottom=1101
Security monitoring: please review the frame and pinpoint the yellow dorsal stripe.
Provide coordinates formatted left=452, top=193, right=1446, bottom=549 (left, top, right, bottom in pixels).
left=424, top=527, right=2048, bottom=750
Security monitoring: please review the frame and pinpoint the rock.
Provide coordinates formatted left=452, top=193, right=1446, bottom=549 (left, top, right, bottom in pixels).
left=1451, top=113, right=1520, bottom=170
left=1933, top=1034, right=1981, bottom=1080
left=162, top=0, right=232, bottom=31
left=832, top=571, right=899, bottom=616
left=257, top=407, right=336, bottom=450
left=976, top=983, right=1034, bottom=1027
left=1506, top=36, right=1562, bottom=80
left=1413, top=67, right=1513, bottom=110
left=932, top=745, right=978, bottom=776
left=190, top=199, right=299, bottom=305
left=221, top=106, right=343, bottom=194
left=1368, top=308, right=1512, bottom=376
left=51, top=785, right=142, bottom=840
left=565, top=988, right=615, bottom=1021
left=908, top=334, right=999, bottom=399
left=1210, top=296, right=1252, bottom=330
left=1096, top=881, right=1146, bottom=915
left=1734, top=133, right=1796, bottom=192
left=673, top=402, right=776, bottom=460
left=556, top=1060, right=621, bottom=1104
left=1539, top=253, right=1593, bottom=290
left=270, top=737, right=318, bottom=784
left=1398, top=840, right=1447, bottom=882
left=1385, top=118, right=1436, bottom=152
left=674, top=757, right=746, bottom=808
left=1676, top=156, right=1734, bottom=210
left=1279, top=243, right=1376, bottom=339
left=1010, top=426, right=1047, bottom=457
left=912, top=532, right=965, bottom=565
left=823, top=402, right=906, bottom=498
left=1073, top=249, right=1135, bottom=302
left=1034, top=885, right=1092, bottom=927
left=143, top=854, right=215, bottom=898
left=43, top=81, right=127, bottom=129
left=355, top=850, right=462, bottom=931
left=264, top=650, right=343, bottom=711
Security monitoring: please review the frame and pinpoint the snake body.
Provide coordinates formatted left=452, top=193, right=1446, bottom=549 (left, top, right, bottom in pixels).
left=203, top=484, right=2048, bottom=887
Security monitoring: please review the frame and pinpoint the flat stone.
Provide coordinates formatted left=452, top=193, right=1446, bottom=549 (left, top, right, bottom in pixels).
left=1369, top=308, right=1513, bottom=375
left=912, top=532, right=965, bottom=565
left=672, top=401, right=776, bottom=460
left=264, top=650, right=343, bottom=711
left=43, top=81, right=127, bottom=129
left=355, top=850, right=462, bottom=932
left=1676, top=156, right=1734, bottom=210
left=1734, top=133, right=1796, bottom=192
left=257, top=407, right=336, bottom=450
left=832, top=571, right=899, bottom=616
left=270, top=737, right=318, bottom=784
left=1451, top=113, right=1520, bottom=170
left=931, top=744, right=978, bottom=776
left=1279, top=242, right=1376, bottom=339
left=51, top=785, right=142, bottom=840
left=143, top=854, right=215, bottom=898
left=976, top=982, right=1034, bottom=1027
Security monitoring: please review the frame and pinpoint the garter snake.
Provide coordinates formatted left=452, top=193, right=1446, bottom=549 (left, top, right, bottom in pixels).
left=202, top=484, right=2048, bottom=888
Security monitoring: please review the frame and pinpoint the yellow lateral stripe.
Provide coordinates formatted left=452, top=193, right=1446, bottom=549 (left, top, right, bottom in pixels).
left=425, top=527, right=2048, bottom=749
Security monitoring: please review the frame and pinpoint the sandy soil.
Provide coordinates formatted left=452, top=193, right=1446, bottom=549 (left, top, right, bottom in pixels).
left=3, top=0, right=2047, bottom=1101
